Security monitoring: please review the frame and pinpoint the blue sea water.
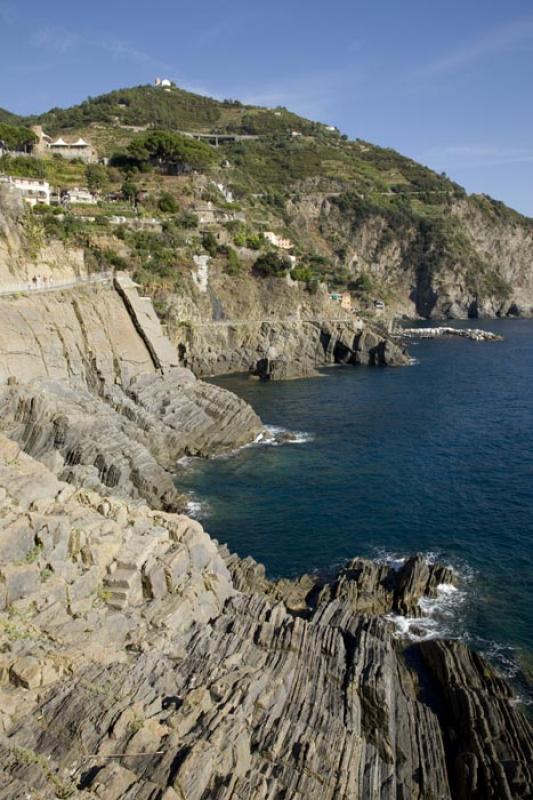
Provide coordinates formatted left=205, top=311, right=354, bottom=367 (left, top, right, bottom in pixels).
left=176, top=319, right=533, bottom=698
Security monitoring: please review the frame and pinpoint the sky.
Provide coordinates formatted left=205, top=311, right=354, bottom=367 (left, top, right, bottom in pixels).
left=1, top=0, right=532, bottom=215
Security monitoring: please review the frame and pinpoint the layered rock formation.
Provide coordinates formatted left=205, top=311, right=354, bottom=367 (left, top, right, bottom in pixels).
left=0, top=275, right=263, bottom=508
left=0, top=437, right=531, bottom=799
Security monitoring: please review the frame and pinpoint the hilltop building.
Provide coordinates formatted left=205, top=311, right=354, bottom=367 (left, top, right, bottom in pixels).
left=154, top=78, right=172, bottom=88
left=31, top=126, right=97, bottom=163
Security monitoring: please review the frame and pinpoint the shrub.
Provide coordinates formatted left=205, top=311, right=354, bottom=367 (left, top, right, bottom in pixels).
left=158, top=191, right=179, bottom=213
left=85, top=163, right=109, bottom=193
left=224, top=246, right=241, bottom=275
left=291, top=265, right=313, bottom=283
left=349, top=272, right=374, bottom=294
left=233, top=226, right=263, bottom=250
left=177, top=210, right=198, bottom=228
left=201, top=231, right=218, bottom=257
left=253, top=251, right=290, bottom=278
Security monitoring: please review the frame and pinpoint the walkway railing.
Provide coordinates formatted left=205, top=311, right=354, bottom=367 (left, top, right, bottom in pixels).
left=0, top=270, right=114, bottom=297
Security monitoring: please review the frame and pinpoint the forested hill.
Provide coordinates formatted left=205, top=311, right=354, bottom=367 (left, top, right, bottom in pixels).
left=23, top=84, right=320, bottom=136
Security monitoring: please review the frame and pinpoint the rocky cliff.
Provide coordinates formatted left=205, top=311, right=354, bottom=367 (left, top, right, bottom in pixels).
left=0, top=198, right=264, bottom=508
left=291, top=188, right=533, bottom=320
left=161, top=270, right=410, bottom=379
left=0, top=437, right=531, bottom=799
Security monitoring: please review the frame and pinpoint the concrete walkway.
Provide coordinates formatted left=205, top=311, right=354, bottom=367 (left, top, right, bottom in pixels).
left=0, top=271, right=113, bottom=297
left=182, top=317, right=362, bottom=327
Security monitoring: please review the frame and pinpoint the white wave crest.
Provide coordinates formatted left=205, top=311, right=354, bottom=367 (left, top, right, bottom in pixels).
left=387, top=582, right=466, bottom=642
left=185, top=499, right=207, bottom=519
left=259, top=425, right=315, bottom=446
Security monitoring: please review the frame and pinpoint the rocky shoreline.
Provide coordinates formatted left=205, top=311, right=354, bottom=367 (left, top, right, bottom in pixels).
left=0, top=437, right=531, bottom=798
left=0, top=247, right=530, bottom=797
left=399, top=326, right=503, bottom=342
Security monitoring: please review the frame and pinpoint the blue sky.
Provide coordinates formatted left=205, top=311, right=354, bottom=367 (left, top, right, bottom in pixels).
left=1, top=0, right=532, bottom=215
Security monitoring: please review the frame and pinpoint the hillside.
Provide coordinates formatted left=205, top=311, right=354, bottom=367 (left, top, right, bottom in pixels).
left=1, top=82, right=532, bottom=332
left=24, top=84, right=321, bottom=136
left=0, top=107, right=20, bottom=125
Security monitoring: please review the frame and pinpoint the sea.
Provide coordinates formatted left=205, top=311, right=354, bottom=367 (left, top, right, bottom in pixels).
left=176, top=319, right=533, bottom=704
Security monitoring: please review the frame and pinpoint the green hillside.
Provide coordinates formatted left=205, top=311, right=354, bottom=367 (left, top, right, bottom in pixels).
left=1, top=83, right=532, bottom=318
left=0, top=107, right=20, bottom=125
left=24, top=84, right=320, bottom=136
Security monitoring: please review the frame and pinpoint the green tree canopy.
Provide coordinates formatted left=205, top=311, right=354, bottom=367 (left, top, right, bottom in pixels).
left=253, top=251, right=291, bottom=278
left=85, top=163, right=109, bottom=193
left=158, top=191, right=179, bottom=213
left=0, top=123, right=38, bottom=152
left=121, top=178, right=138, bottom=202
left=126, top=130, right=214, bottom=173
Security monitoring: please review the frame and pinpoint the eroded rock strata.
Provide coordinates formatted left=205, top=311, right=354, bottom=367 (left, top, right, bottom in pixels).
left=0, top=437, right=531, bottom=799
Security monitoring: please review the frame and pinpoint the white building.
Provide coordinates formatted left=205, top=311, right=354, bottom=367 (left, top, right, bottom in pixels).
left=64, top=187, right=97, bottom=205
left=48, top=137, right=96, bottom=163
left=154, top=77, right=172, bottom=88
left=0, top=175, right=51, bottom=206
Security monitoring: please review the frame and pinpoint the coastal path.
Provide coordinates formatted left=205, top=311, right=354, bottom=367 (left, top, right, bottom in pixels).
left=0, top=271, right=114, bottom=297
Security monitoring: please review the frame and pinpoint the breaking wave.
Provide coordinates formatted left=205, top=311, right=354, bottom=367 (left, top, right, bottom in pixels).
left=375, top=549, right=470, bottom=642
left=260, top=425, right=315, bottom=445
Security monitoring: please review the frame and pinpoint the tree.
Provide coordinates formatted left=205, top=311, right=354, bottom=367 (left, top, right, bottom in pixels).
left=85, top=164, right=108, bottom=193
left=253, top=252, right=291, bottom=278
left=202, top=231, right=218, bottom=257
left=0, top=123, right=38, bottom=152
left=126, top=130, right=214, bottom=174
left=121, top=178, right=138, bottom=203
left=158, top=191, right=179, bottom=213
left=224, top=247, right=241, bottom=275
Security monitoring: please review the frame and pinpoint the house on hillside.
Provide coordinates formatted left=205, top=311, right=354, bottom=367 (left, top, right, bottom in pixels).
left=154, top=77, right=172, bottom=88
left=330, top=291, right=353, bottom=312
left=264, top=231, right=293, bottom=250
left=62, top=187, right=97, bottom=205
left=0, top=175, right=51, bottom=206
left=31, top=126, right=97, bottom=163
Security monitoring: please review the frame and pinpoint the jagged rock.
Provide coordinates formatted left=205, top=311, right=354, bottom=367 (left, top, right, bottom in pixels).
left=0, top=369, right=263, bottom=510
left=0, top=437, right=530, bottom=799
left=252, top=355, right=320, bottom=381
left=417, top=639, right=533, bottom=799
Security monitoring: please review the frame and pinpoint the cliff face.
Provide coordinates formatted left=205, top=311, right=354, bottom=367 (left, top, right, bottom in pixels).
left=161, top=270, right=409, bottom=379
left=0, top=189, right=85, bottom=286
left=0, top=203, right=263, bottom=508
left=291, top=189, right=533, bottom=320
